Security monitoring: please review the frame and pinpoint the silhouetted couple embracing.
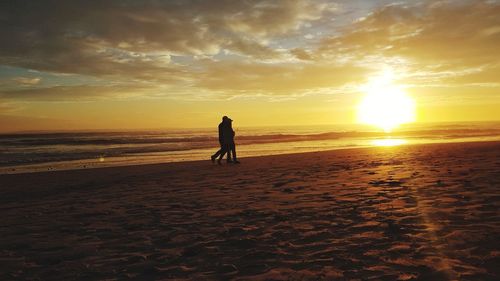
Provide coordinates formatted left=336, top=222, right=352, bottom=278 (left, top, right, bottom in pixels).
left=211, top=116, right=240, bottom=165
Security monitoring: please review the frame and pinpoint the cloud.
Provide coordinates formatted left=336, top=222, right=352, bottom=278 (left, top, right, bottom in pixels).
left=197, top=61, right=369, bottom=94
left=316, top=0, right=500, bottom=84
left=0, top=84, right=153, bottom=101
left=0, top=101, right=20, bottom=114
left=1, top=0, right=499, bottom=105
left=0, top=0, right=347, bottom=103
left=12, top=77, right=41, bottom=85
left=290, top=48, right=313, bottom=61
left=0, top=0, right=336, bottom=78
left=0, top=76, right=42, bottom=91
left=0, top=114, right=77, bottom=132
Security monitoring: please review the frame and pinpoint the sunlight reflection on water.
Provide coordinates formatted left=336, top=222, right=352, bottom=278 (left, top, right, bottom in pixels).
left=371, top=138, right=407, bottom=147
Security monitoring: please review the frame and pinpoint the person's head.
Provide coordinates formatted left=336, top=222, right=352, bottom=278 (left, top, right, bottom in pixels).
left=222, top=116, right=232, bottom=123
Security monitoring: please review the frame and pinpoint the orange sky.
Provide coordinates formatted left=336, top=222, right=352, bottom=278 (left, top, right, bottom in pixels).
left=1, top=0, right=500, bottom=132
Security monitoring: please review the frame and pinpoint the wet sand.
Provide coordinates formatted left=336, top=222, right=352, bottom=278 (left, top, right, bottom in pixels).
left=1, top=141, right=499, bottom=280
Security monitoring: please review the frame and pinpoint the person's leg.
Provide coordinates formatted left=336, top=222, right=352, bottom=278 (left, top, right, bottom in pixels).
left=226, top=144, right=233, bottom=163
left=231, top=143, right=239, bottom=163
left=217, top=144, right=228, bottom=164
left=211, top=143, right=224, bottom=163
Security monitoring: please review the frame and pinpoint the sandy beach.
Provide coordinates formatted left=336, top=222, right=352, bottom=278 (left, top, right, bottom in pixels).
left=1, top=141, right=499, bottom=280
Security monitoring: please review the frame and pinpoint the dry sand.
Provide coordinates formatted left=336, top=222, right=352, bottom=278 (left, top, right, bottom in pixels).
left=1, top=141, right=499, bottom=280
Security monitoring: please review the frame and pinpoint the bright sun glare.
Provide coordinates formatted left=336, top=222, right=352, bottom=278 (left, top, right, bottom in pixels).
left=357, top=68, right=416, bottom=132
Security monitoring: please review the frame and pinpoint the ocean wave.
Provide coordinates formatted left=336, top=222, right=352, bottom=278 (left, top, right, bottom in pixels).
left=1, top=126, right=500, bottom=167
left=2, top=128, right=500, bottom=146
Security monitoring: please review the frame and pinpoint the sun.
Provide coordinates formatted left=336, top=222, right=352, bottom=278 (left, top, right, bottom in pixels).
left=357, top=68, right=416, bottom=132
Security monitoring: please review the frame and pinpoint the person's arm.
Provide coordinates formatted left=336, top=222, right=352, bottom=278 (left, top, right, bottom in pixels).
left=218, top=124, right=223, bottom=142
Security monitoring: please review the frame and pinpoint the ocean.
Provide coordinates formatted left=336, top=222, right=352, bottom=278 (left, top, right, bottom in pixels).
left=1, top=122, right=500, bottom=174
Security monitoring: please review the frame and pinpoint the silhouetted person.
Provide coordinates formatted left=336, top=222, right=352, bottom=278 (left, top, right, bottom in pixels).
left=225, top=119, right=239, bottom=164
left=211, top=116, right=231, bottom=165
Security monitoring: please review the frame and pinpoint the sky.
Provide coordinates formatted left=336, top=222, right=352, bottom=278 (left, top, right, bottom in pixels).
left=1, top=0, right=500, bottom=132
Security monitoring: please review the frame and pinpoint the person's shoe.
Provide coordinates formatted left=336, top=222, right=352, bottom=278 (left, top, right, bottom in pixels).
left=227, top=159, right=234, bottom=164
left=211, top=155, right=216, bottom=163
left=217, top=159, right=222, bottom=165
left=233, top=160, right=241, bottom=164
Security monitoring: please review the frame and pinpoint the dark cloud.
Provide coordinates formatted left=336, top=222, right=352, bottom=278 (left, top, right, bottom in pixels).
left=0, top=84, right=152, bottom=101
left=0, top=0, right=334, bottom=77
